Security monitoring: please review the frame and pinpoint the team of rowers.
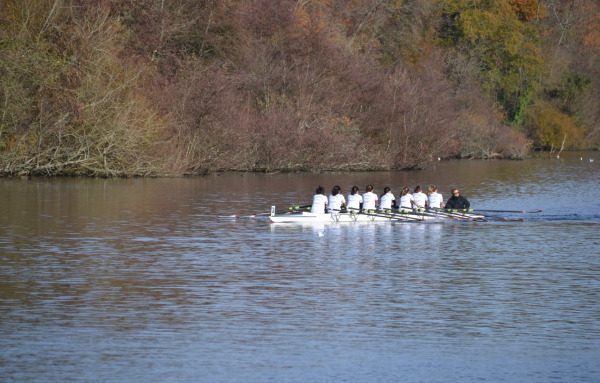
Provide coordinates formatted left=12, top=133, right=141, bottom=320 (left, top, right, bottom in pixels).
left=311, top=184, right=470, bottom=214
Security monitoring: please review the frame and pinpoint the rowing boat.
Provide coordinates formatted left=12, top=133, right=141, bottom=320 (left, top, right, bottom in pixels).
left=269, top=211, right=423, bottom=223
left=268, top=206, right=485, bottom=223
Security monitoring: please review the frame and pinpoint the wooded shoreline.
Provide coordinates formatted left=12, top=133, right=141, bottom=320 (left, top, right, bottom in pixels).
left=2, top=150, right=596, bottom=179
left=1, top=1, right=598, bottom=177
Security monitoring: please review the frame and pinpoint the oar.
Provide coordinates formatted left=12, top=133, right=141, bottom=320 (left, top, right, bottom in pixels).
left=393, top=208, right=431, bottom=221
left=430, top=208, right=487, bottom=222
left=379, top=207, right=456, bottom=222
left=438, top=208, right=542, bottom=214
left=399, top=207, right=446, bottom=218
left=469, top=208, right=543, bottom=214
left=427, top=208, right=463, bottom=220
left=444, top=209, right=531, bottom=222
left=328, top=208, right=420, bottom=222
left=359, top=209, right=424, bottom=222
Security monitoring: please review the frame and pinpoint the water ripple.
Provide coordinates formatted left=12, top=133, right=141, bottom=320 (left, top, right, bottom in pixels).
left=1, top=158, right=599, bottom=382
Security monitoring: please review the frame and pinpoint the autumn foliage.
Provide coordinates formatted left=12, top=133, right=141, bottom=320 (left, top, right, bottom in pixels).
left=0, top=0, right=598, bottom=176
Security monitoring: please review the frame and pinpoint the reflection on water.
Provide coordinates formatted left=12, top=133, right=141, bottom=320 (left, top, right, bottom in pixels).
left=0, top=153, right=599, bottom=382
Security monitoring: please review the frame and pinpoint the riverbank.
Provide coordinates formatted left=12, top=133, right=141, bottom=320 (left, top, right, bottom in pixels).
left=1, top=150, right=596, bottom=178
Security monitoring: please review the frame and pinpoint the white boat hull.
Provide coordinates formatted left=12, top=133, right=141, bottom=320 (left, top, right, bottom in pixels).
left=268, top=207, right=485, bottom=223
left=270, top=211, right=432, bottom=224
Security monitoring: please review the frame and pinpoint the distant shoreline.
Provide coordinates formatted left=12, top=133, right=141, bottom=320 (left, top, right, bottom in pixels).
left=2, top=150, right=596, bottom=179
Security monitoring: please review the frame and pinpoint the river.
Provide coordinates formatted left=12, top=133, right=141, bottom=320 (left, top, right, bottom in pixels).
left=1, top=152, right=599, bottom=382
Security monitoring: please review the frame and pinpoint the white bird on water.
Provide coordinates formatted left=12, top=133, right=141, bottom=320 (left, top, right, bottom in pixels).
left=591, top=158, right=595, bottom=163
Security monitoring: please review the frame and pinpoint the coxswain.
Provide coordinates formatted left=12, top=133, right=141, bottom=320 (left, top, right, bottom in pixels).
left=445, top=188, right=470, bottom=209
left=347, top=185, right=363, bottom=212
left=412, top=185, right=427, bottom=209
left=398, top=186, right=414, bottom=210
left=427, top=184, right=444, bottom=209
left=328, top=185, right=346, bottom=212
left=379, top=186, right=395, bottom=212
left=311, top=186, right=328, bottom=214
left=362, top=184, right=378, bottom=212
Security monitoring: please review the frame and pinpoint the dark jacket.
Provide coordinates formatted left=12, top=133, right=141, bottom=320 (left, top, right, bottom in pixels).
left=445, top=195, right=470, bottom=209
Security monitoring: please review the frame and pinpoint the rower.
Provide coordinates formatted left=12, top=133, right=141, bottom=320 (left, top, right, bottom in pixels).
left=328, top=185, right=346, bottom=212
left=445, top=188, right=470, bottom=209
left=412, top=185, right=427, bottom=209
left=398, top=186, right=414, bottom=211
left=311, top=186, right=328, bottom=214
left=362, top=184, right=378, bottom=212
left=427, top=184, right=444, bottom=209
left=379, top=186, right=395, bottom=212
left=347, top=186, right=363, bottom=212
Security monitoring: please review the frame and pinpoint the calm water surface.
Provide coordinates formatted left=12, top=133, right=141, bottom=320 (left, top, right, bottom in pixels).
left=1, top=153, right=599, bottom=382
